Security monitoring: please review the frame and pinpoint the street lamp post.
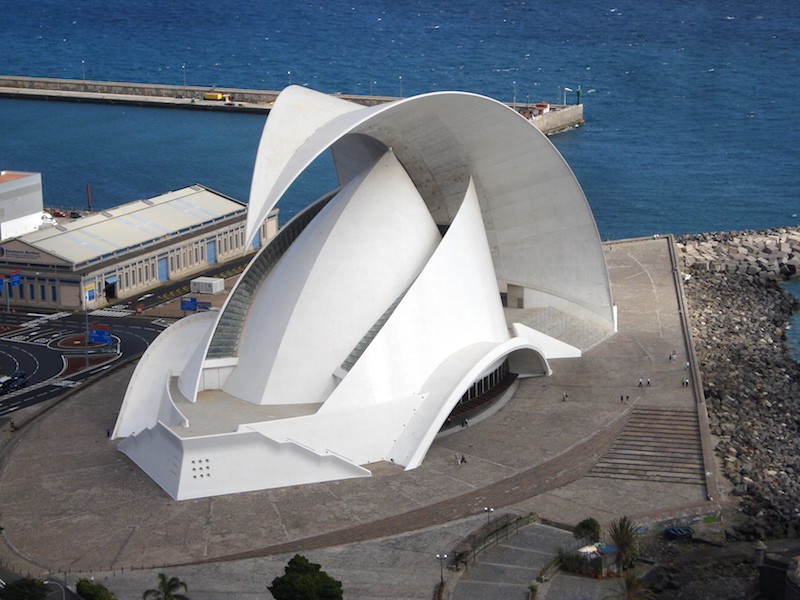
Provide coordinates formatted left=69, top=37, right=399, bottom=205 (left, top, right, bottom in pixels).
left=436, top=553, right=448, bottom=585
left=484, top=506, right=494, bottom=526
left=513, top=80, right=517, bottom=106
left=399, top=75, right=403, bottom=97
left=43, top=579, right=66, bottom=600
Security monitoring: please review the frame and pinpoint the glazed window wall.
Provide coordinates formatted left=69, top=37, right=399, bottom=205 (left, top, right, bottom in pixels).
left=458, top=360, right=511, bottom=404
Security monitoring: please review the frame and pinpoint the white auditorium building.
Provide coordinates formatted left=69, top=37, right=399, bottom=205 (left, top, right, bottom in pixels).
left=113, top=86, right=617, bottom=500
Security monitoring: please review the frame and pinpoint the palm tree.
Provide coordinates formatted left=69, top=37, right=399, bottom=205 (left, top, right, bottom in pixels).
left=608, top=515, right=639, bottom=571
left=603, top=570, right=655, bottom=600
left=142, top=574, right=189, bottom=600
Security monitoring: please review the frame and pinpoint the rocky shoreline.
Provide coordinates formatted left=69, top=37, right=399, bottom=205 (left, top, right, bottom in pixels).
left=678, top=229, right=800, bottom=541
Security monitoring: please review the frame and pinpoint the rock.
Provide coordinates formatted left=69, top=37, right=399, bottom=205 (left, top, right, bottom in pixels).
left=679, top=232, right=800, bottom=541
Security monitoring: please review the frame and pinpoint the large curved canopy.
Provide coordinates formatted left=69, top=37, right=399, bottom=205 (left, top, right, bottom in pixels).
left=246, top=86, right=613, bottom=327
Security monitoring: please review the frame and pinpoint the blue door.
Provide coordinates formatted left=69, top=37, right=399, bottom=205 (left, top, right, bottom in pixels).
left=206, top=240, right=217, bottom=264
left=157, top=257, right=168, bottom=282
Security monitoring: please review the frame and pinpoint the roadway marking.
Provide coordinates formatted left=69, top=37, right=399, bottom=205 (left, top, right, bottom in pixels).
left=89, top=309, right=135, bottom=317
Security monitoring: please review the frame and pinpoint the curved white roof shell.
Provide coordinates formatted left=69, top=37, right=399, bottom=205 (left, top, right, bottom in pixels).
left=247, top=86, right=613, bottom=326
left=113, top=87, right=615, bottom=500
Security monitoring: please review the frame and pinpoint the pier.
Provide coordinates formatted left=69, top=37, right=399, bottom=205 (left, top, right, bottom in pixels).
left=0, top=75, right=583, bottom=134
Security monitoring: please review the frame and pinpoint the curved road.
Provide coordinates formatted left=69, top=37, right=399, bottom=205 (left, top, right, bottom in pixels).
left=0, top=311, right=165, bottom=418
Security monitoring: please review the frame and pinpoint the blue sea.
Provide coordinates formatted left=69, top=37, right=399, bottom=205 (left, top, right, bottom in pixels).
left=0, top=0, right=798, bottom=240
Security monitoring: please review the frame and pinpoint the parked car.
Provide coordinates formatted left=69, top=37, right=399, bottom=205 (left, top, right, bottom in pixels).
left=51, top=210, right=67, bottom=217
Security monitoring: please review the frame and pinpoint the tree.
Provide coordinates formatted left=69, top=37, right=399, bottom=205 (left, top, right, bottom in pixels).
left=608, top=515, right=640, bottom=570
left=269, top=554, right=343, bottom=600
left=142, top=574, right=189, bottom=600
left=603, top=570, right=656, bottom=600
left=0, top=578, right=48, bottom=600
left=573, top=517, right=601, bottom=541
left=76, top=578, right=117, bottom=600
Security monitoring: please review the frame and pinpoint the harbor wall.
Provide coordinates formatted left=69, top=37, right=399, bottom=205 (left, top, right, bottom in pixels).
left=528, top=104, right=584, bottom=134
left=0, top=75, right=395, bottom=110
left=0, top=75, right=584, bottom=133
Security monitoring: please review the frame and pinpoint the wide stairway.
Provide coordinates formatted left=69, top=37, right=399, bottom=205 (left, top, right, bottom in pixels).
left=586, top=407, right=705, bottom=485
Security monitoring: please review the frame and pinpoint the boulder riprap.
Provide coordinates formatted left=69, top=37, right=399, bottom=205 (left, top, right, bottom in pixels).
left=678, top=229, right=800, bottom=540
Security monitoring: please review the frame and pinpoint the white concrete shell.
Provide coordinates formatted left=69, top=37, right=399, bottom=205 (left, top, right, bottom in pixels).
left=114, top=87, right=615, bottom=500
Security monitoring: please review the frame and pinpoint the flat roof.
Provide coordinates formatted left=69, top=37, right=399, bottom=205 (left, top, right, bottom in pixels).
left=19, top=185, right=245, bottom=266
left=0, top=170, right=37, bottom=184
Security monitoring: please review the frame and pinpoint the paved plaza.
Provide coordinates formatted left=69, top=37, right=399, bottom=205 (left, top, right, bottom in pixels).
left=0, top=237, right=718, bottom=599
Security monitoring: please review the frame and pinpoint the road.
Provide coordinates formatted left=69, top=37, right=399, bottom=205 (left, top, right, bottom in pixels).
left=0, top=311, right=167, bottom=418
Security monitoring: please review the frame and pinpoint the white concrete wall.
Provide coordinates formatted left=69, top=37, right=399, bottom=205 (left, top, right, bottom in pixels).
left=0, top=172, right=43, bottom=240
left=222, top=151, right=440, bottom=406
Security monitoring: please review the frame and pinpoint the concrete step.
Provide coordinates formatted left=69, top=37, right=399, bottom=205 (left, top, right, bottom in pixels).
left=587, top=407, right=705, bottom=485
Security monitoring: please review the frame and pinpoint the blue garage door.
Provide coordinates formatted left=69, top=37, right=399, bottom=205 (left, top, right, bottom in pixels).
left=157, top=257, right=168, bottom=282
left=206, top=240, right=217, bottom=264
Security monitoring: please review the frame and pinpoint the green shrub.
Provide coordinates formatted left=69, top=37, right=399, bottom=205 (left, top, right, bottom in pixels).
left=76, top=579, right=116, bottom=600
left=573, top=517, right=601, bottom=541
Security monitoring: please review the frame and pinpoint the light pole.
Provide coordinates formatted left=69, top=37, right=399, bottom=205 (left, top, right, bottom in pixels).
left=513, top=80, right=517, bottom=106
left=182, top=63, right=186, bottom=89
left=81, top=60, right=85, bottom=80
left=399, top=75, right=403, bottom=97
left=484, top=506, right=494, bottom=526
left=563, top=86, right=573, bottom=105
left=288, top=70, right=292, bottom=85
left=436, top=553, right=448, bottom=584
left=43, top=579, right=65, bottom=600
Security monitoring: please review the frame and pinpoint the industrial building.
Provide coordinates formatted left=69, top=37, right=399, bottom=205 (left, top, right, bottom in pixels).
left=0, top=172, right=278, bottom=311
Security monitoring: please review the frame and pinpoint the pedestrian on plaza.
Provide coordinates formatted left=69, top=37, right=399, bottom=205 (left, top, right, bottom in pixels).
left=620, top=395, right=624, bottom=403
left=638, top=378, right=643, bottom=387
left=646, top=378, right=651, bottom=387
left=455, top=452, right=460, bottom=465
left=685, top=361, right=691, bottom=370
left=460, top=454, right=467, bottom=464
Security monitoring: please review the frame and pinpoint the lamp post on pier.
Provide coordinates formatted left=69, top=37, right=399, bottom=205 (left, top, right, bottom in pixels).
left=484, top=506, right=494, bottom=526
left=436, top=553, right=448, bottom=585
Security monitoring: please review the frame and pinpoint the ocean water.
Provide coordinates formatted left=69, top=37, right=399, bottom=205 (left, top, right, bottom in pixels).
left=0, top=0, right=798, bottom=239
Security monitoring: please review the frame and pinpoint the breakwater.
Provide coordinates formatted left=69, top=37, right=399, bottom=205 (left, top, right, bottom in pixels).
left=0, top=75, right=583, bottom=134
left=678, top=229, right=800, bottom=540
left=677, top=227, right=800, bottom=282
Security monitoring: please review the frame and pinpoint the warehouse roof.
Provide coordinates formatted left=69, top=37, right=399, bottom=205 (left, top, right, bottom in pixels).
left=19, top=185, right=245, bottom=267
